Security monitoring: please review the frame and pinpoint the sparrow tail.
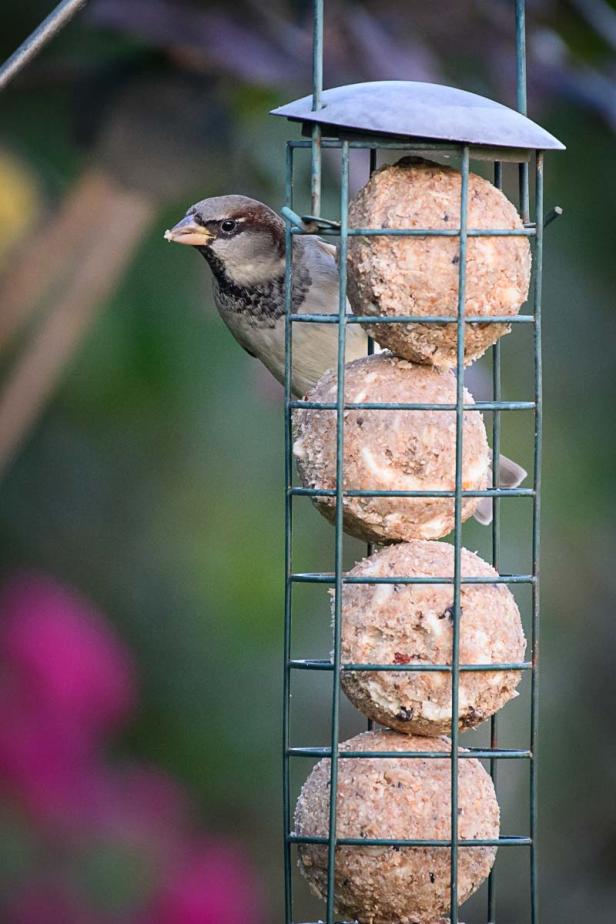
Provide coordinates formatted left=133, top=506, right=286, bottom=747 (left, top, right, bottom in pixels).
left=473, top=452, right=528, bottom=526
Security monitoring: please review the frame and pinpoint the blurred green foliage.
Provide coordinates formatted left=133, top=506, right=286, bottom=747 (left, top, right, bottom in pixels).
left=0, top=1, right=615, bottom=921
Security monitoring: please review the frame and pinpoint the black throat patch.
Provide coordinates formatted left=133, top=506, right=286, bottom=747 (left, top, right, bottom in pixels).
left=199, top=247, right=312, bottom=327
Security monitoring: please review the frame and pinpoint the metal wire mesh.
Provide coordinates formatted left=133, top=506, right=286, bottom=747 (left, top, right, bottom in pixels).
left=0, top=2, right=549, bottom=922
left=282, top=2, right=546, bottom=922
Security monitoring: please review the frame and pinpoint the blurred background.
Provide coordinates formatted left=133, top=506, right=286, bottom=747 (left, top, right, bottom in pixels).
left=0, top=1, right=614, bottom=921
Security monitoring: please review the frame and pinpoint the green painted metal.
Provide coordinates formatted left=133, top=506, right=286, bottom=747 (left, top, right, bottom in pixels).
left=0, top=1, right=552, bottom=922
left=291, top=139, right=533, bottom=160
left=288, top=660, right=533, bottom=674
left=449, top=142, right=470, bottom=922
left=289, top=400, right=535, bottom=410
left=290, top=835, right=532, bottom=848
left=290, top=225, right=536, bottom=237
left=365, top=152, right=376, bottom=745
left=280, top=3, right=552, bottom=922
left=489, top=158, right=504, bottom=923
left=310, top=0, right=324, bottom=215
left=289, top=314, right=536, bottom=323
left=516, top=0, right=531, bottom=222
left=291, top=573, right=536, bottom=586
left=530, top=151, right=544, bottom=924
left=288, top=748, right=532, bottom=760
left=324, top=136, right=350, bottom=924
left=283, top=141, right=295, bottom=922
left=290, top=487, right=535, bottom=498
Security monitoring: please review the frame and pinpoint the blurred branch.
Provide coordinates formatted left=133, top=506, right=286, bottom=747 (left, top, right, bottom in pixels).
left=0, top=169, right=114, bottom=352
left=0, top=0, right=88, bottom=91
left=0, top=173, right=154, bottom=480
left=346, top=6, right=440, bottom=82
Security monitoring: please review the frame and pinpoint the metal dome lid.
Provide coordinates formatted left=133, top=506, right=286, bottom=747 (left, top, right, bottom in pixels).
left=271, top=80, right=565, bottom=151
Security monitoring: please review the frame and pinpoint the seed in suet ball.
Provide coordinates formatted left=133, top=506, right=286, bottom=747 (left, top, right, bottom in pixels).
left=292, top=353, right=489, bottom=543
left=339, top=540, right=526, bottom=736
left=295, top=729, right=499, bottom=924
left=347, top=157, right=531, bottom=367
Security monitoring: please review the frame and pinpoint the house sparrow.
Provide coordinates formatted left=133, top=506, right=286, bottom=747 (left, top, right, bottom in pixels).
left=164, top=194, right=368, bottom=398
left=164, top=194, right=525, bottom=524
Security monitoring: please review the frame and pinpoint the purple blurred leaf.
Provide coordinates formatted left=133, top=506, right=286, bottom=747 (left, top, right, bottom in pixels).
left=347, top=6, right=441, bottom=83
left=136, top=838, right=264, bottom=924
left=89, top=0, right=616, bottom=133
left=90, top=0, right=305, bottom=85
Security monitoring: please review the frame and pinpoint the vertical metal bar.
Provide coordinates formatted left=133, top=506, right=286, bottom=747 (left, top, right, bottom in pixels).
left=515, top=0, right=528, bottom=115
left=311, top=0, right=324, bottom=216
left=366, top=146, right=377, bottom=733
left=530, top=150, right=544, bottom=924
left=488, top=159, right=504, bottom=924
left=283, top=142, right=295, bottom=924
left=311, top=0, right=324, bottom=109
left=325, top=139, right=350, bottom=924
left=369, top=147, right=378, bottom=176
left=311, top=128, right=322, bottom=216
left=450, top=144, right=470, bottom=924
left=491, top=161, right=504, bottom=575
left=367, top=149, right=377, bottom=361
left=515, top=0, right=530, bottom=221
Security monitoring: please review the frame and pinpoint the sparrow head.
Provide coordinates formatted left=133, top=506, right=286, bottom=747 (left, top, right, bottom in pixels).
left=164, top=194, right=285, bottom=286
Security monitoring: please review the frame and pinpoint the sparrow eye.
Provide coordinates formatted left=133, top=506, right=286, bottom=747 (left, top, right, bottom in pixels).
left=220, top=220, right=237, bottom=234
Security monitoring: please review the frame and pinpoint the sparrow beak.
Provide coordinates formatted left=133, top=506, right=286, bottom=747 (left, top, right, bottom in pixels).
left=164, top=216, right=213, bottom=247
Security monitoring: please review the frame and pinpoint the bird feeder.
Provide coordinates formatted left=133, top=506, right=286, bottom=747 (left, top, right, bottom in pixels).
left=272, top=1, right=564, bottom=922
left=0, top=2, right=565, bottom=922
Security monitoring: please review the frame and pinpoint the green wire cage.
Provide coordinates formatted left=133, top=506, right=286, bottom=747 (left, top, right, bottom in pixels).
left=0, top=2, right=565, bottom=922
left=272, top=2, right=564, bottom=922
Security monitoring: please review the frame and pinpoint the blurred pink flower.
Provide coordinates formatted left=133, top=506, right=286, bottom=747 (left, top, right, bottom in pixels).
left=0, top=573, right=266, bottom=921
left=0, top=692, right=98, bottom=824
left=0, top=572, right=136, bottom=826
left=140, top=839, right=263, bottom=924
left=0, top=573, right=136, bottom=739
left=89, top=763, right=189, bottom=849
